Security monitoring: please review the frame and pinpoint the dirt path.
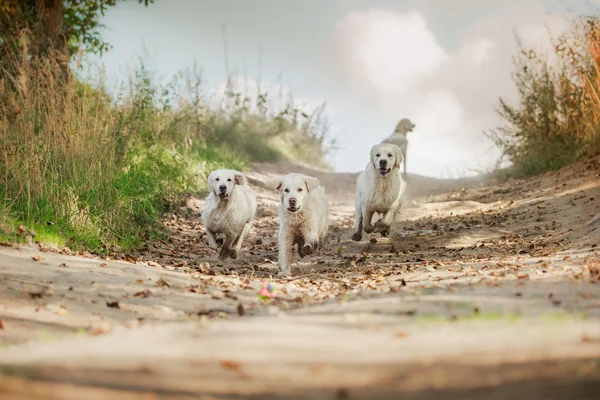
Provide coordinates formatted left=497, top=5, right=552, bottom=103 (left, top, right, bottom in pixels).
left=1, top=158, right=600, bottom=399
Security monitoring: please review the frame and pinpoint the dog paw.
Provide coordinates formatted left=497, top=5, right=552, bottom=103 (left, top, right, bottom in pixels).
left=217, top=247, right=230, bottom=260
left=302, top=243, right=314, bottom=256
left=276, top=270, right=290, bottom=278
left=380, top=228, right=390, bottom=238
left=216, top=238, right=224, bottom=247
left=364, top=226, right=374, bottom=234
left=228, top=249, right=238, bottom=259
left=351, top=232, right=362, bottom=242
left=373, top=220, right=389, bottom=233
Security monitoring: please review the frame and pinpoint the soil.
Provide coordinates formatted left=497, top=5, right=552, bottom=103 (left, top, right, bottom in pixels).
left=1, top=157, right=600, bottom=399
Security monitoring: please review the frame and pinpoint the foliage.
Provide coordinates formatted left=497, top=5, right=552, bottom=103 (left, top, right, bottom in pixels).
left=0, top=51, right=331, bottom=252
left=488, top=15, right=600, bottom=176
left=0, top=0, right=152, bottom=71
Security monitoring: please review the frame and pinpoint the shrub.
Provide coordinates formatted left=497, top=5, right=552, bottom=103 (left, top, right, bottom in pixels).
left=488, top=16, right=600, bottom=176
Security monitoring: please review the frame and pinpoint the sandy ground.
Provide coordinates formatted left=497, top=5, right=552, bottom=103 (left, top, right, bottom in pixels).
left=1, top=157, right=600, bottom=399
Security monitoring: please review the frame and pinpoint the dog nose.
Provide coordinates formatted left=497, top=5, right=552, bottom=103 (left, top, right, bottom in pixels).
left=288, top=197, right=297, bottom=206
left=379, top=159, right=387, bottom=167
left=219, top=185, right=227, bottom=192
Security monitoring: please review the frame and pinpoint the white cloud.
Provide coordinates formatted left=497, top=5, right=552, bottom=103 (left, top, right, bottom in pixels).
left=330, top=6, right=571, bottom=177
left=333, top=10, right=447, bottom=95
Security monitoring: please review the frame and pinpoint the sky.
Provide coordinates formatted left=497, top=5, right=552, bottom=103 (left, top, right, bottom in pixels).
left=97, top=0, right=599, bottom=177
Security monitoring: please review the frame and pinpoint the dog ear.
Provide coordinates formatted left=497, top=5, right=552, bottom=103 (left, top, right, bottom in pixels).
left=394, top=146, right=403, bottom=170
left=233, top=171, right=247, bottom=185
left=265, top=177, right=283, bottom=191
left=304, top=176, right=320, bottom=192
left=370, top=148, right=377, bottom=170
left=208, top=171, right=217, bottom=194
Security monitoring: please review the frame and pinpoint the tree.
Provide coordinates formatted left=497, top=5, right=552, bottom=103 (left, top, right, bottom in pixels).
left=0, top=0, right=152, bottom=78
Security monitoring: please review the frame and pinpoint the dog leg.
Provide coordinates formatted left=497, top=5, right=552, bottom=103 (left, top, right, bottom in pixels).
left=352, top=203, right=364, bottom=241
left=363, top=208, right=375, bottom=234
left=277, top=238, right=294, bottom=277
left=206, top=229, right=220, bottom=250
left=302, top=230, right=319, bottom=256
left=218, top=235, right=235, bottom=260
left=232, top=222, right=251, bottom=254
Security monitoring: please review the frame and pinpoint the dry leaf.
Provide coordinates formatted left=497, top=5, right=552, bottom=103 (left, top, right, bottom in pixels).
left=395, top=331, right=409, bottom=338
left=31, top=255, right=44, bottom=262
left=106, top=301, right=120, bottom=309
left=220, top=360, right=242, bottom=371
left=0, top=319, right=4, bottom=330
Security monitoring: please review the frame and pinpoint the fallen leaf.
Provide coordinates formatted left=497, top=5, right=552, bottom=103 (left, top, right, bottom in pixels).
left=136, top=279, right=144, bottom=285
left=106, top=301, right=121, bottom=309
left=212, top=290, right=225, bottom=300
left=237, top=303, right=245, bottom=316
left=395, top=331, right=409, bottom=338
left=0, top=319, right=4, bottom=330
left=220, top=360, right=242, bottom=371
left=99, top=263, right=108, bottom=268
left=134, top=290, right=152, bottom=298
left=31, top=256, right=44, bottom=262
left=58, top=263, right=68, bottom=268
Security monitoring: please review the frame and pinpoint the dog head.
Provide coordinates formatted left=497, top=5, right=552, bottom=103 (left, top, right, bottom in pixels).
left=370, top=143, right=403, bottom=176
left=265, top=173, right=320, bottom=213
left=208, top=169, right=247, bottom=199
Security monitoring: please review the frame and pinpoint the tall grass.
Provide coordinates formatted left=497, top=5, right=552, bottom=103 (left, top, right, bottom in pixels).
left=488, top=15, right=600, bottom=176
left=0, top=51, right=331, bottom=252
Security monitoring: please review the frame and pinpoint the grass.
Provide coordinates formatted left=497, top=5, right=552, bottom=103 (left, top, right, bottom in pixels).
left=0, top=52, right=331, bottom=253
left=488, top=15, right=600, bottom=176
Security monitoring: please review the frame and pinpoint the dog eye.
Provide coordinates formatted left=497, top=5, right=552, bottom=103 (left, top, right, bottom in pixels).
left=297, top=188, right=303, bottom=192
left=387, top=153, right=392, bottom=157
left=284, top=188, right=290, bottom=193
left=227, top=178, right=232, bottom=182
left=215, top=178, right=220, bottom=181
left=376, top=153, right=380, bottom=157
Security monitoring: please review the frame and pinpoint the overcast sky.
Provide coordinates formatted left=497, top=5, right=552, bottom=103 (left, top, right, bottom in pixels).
left=97, top=0, right=598, bottom=177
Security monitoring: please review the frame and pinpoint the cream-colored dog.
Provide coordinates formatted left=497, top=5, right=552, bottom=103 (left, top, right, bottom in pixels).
left=352, top=144, right=407, bottom=241
left=201, top=169, right=257, bottom=260
left=266, top=173, right=329, bottom=276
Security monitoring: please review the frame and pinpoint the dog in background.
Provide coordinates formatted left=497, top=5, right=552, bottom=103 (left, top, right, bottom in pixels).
left=381, top=118, right=415, bottom=178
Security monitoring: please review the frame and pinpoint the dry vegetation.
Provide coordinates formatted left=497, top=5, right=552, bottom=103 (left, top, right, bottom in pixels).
left=489, top=16, right=600, bottom=176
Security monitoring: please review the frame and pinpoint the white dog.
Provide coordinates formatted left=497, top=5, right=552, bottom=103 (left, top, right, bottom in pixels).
left=352, top=143, right=407, bottom=241
left=201, top=169, right=257, bottom=260
left=381, top=118, right=415, bottom=177
left=265, top=173, right=329, bottom=276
